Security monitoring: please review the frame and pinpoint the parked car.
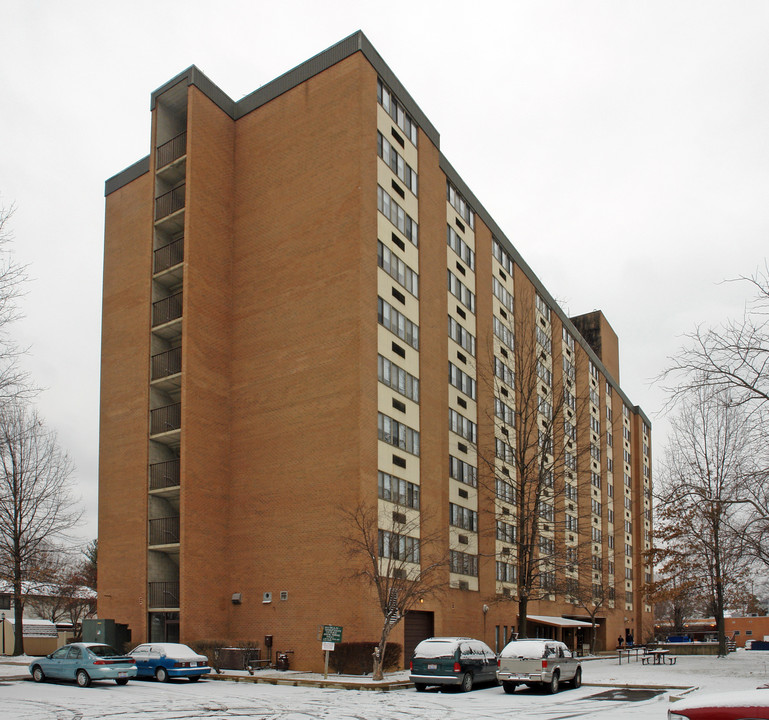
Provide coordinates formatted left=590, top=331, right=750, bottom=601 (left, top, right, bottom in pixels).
left=409, top=637, right=498, bottom=692
left=29, top=642, right=137, bottom=687
left=668, top=689, right=769, bottom=719
left=496, top=638, right=581, bottom=694
left=129, top=643, right=210, bottom=681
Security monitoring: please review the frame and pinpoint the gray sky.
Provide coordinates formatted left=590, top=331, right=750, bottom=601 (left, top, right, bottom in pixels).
left=2, top=0, right=768, bottom=542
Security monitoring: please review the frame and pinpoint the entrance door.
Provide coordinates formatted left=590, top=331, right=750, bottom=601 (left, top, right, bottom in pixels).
left=403, top=611, right=434, bottom=668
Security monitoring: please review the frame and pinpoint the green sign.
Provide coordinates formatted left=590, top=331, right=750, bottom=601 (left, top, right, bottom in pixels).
left=322, top=625, right=343, bottom=643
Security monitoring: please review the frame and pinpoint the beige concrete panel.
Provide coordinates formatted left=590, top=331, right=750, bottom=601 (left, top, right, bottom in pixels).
left=377, top=214, right=419, bottom=271
left=377, top=105, right=418, bottom=169
left=377, top=268, right=419, bottom=322
left=378, top=383, right=420, bottom=429
left=377, top=325, right=419, bottom=376
left=378, top=441, right=420, bottom=485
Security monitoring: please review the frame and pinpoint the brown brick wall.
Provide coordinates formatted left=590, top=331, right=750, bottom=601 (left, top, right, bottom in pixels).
left=98, top=172, right=153, bottom=637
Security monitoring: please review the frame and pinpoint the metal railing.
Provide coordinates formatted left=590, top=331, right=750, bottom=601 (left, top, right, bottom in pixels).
left=149, top=459, right=180, bottom=490
left=154, top=237, right=184, bottom=274
left=148, top=581, right=180, bottom=609
left=156, top=131, right=187, bottom=169
left=149, top=516, right=180, bottom=546
left=151, top=347, right=181, bottom=380
left=152, top=292, right=183, bottom=327
left=150, top=402, right=181, bottom=435
left=155, top=185, right=185, bottom=220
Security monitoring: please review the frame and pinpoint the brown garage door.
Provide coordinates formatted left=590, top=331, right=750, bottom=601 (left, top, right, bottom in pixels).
left=403, top=610, right=434, bottom=667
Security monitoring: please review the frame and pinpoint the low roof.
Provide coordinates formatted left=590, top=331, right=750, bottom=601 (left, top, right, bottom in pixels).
left=527, top=615, right=594, bottom=628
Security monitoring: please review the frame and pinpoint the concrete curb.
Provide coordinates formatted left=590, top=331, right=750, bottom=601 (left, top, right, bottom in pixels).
left=207, top=672, right=411, bottom=691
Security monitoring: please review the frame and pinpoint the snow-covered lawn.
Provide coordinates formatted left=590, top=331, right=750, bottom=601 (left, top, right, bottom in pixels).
left=0, top=650, right=767, bottom=719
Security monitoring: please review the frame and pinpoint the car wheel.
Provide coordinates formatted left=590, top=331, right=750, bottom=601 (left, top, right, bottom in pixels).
left=188, top=675, right=200, bottom=682
left=414, top=683, right=426, bottom=692
left=156, top=666, right=168, bottom=682
left=571, top=667, right=582, bottom=689
left=502, top=681, right=517, bottom=694
left=32, top=666, right=45, bottom=683
left=546, top=671, right=559, bottom=694
left=76, top=669, right=91, bottom=688
left=460, top=673, right=473, bottom=692
left=115, top=678, right=129, bottom=686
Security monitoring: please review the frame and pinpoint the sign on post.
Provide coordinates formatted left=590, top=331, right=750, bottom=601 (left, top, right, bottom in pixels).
left=322, top=625, right=343, bottom=643
left=321, top=625, right=343, bottom=678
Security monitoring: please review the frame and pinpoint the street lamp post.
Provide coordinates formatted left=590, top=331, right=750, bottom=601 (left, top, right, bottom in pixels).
left=1, top=612, right=5, bottom=655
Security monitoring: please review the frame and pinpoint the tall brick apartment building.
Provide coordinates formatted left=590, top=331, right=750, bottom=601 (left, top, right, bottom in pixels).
left=99, top=31, right=653, bottom=670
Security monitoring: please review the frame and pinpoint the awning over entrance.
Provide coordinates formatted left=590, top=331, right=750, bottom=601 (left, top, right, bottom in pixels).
left=527, top=615, right=593, bottom=628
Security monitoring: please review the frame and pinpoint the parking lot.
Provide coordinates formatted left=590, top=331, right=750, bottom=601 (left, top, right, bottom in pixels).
left=1, top=651, right=767, bottom=720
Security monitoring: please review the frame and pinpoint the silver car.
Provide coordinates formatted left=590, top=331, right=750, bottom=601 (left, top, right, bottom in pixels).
left=496, top=639, right=582, bottom=694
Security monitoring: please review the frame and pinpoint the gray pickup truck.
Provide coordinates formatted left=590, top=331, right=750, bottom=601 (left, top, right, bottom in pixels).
left=496, top=639, right=582, bottom=694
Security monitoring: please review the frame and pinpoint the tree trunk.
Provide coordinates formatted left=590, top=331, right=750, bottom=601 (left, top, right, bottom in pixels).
left=12, top=573, right=23, bottom=656
left=518, top=596, right=529, bottom=639
left=372, top=623, right=392, bottom=681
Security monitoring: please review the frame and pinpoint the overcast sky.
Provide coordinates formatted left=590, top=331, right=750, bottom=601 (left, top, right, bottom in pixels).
left=2, top=0, right=768, bottom=542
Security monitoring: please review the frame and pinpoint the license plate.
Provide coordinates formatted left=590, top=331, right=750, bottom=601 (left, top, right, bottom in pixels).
left=118, top=672, right=127, bottom=678
left=427, top=663, right=437, bottom=670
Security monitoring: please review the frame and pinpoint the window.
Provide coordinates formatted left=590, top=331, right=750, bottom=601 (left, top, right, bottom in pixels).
left=590, top=387, right=600, bottom=407
left=536, top=326, right=551, bottom=354
left=378, top=79, right=418, bottom=145
left=591, top=499, right=602, bottom=516
left=492, top=277, right=514, bottom=312
left=591, top=443, right=601, bottom=462
left=591, top=472, right=601, bottom=489
left=563, top=356, right=575, bottom=381
left=379, top=297, right=419, bottom=349
left=451, top=550, right=478, bottom=576
left=448, top=316, right=476, bottom=356
left=565, top=482, right=578, bottom=500
left=450, top=455, right=477, bottom=487
left=496, top=478, right=516, bottom=504
left=448, top=270, right=475, bottom=313
left=564, top=422, right=576, bottom=442
left=539, top=502, right=554, bottom=522
left=537, top=361, right=553, bottom=387
left=449, top=362, right=476, bottom=400
left=449, top=408, right=477, bottom=442
left=592, top=555, right=603, bottom=571
left=625, top=543, right=633, bottom=556
left=377, top=241, right=418, bottom=297
left=592, top=527, right=602, bottom=543
left=497, top=521, right=517, bottom=543
left=377, top=132, right=417, bottom=194
left=496, top=561, right=517, bottom=583
left=492, top=315, right=515, bottom=350
left=535, top=293, right=551, bottom=321
left=450, top=503, right=478, bottom=531
left=378, top=412, right=420, bottom=455
left=492, top=238, right=514, bottom=274
left=495, top=437, right=514, bottom=464
left=540, top=537, right=555, bottom=556
left=377, top=185, right=418, bottom=245
left=538, top=397, right=552, bottom=420
left=565, top=514, right=578, bottom=531
left=379, top=529, right=420, bottom=562
left=562, top=328, right=575, bottom=351
left=495, top=398, right=515, bottom=426
left=378, top=471, right=420, bottom=509
left=378, top=355, right=419, bottom=402
left=447, top=225, right=475, bottom=269
left=590, top=415, right=601, bottom=434
left=565, top=451, right=577, bottom=471
left=447, top=181, right=475, bottom=229
left=494, top=357, right=514, bottom=387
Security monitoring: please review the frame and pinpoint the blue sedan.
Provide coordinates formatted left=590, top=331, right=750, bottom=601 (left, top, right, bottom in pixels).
left=29, top=643, right=137, bottom=687
left=129, top=643, right=210, bottom=681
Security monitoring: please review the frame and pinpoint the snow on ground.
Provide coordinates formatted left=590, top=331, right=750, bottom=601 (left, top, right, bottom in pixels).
left=1, top=650, right=768, bottom=719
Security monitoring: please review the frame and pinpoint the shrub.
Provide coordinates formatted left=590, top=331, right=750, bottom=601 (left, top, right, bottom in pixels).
left=328, top=641, right=402, bottom=675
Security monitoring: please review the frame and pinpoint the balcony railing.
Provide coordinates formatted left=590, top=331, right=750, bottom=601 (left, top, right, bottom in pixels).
left=151, top=347, right=182, bottom=380
left=156, top=131, right=187, bottom=169
left=149, top=516, right=180, bottom=546
left=149, top=459, right=180, bottom=490
left=154, top=237, right=184, bottom=274
left=155, top=185, right=185, bottom=220
left=152, top=292, right=183, bottom=327
left=150, top=402, right=181, bottom=435
left=148, top=581, right=179, bottom=609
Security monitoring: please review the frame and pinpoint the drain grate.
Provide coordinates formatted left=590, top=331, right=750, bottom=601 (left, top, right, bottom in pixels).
left=583, top=688, right=666, bottom=702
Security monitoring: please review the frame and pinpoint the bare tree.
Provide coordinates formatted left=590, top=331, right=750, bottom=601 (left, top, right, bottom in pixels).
left=342, top=502, right=447, bottom=680
left=566, top=567, right=609, bottom=654
left=0, top=403, right=80, bottom=654
left=654, top=387, right=753, bottom=656
left=476, top=302, right=590, bottom=639
left=662, top=265, right=769, bottom=412
left=0, top=205, right=33, bottom=401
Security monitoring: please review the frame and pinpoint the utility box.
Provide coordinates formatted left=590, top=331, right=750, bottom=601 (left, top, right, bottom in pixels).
left=82, top=619, right=131, bottom=650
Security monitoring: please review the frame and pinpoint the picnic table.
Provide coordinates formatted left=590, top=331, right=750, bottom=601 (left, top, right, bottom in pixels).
left=617, top=646, right=645, bottom=664
left=641, top=649, right=677, bottom=665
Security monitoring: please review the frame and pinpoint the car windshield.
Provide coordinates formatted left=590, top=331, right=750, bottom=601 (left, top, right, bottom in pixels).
left=87, top=645, right=121, bottom=657
left=413, top=641, right=457, bottom=659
